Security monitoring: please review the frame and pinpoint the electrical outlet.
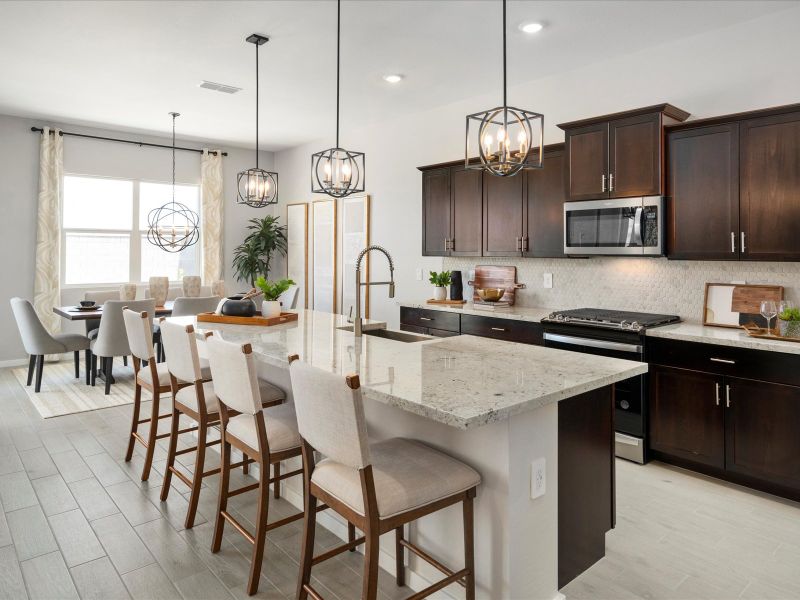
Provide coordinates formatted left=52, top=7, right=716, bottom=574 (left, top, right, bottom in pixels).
left=415, top=268, right=423, bottom=281
left=531, top=458, right=546, bottom=499
left=543, top=273, right=553, bottom=289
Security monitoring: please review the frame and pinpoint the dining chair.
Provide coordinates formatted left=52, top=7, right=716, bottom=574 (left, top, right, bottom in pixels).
left=10, top=297, right=91, bottom=392
left=159, top=321, right=285, bottom=530
left=121, top=307, right=175, bottom=481
left=206, top=336, right=311, bottom=595
left=288, top=356, right=481, bottom=600
left=84, top=290, right=127, bottom=365
left=170, top=296, right=221, bottom=317
left=278, top=285, right=299, bottom=310
left=91, top=299, right=155, bottom=394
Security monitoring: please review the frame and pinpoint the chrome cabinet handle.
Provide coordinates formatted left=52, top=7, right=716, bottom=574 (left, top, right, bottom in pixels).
left=609, top=173, right=615, bottom=192
left=444, top=238, right=448, bottom=252
left=715, top=382, right=721, bottom=406
left=741, top=231, right=746, bottom=253
left=726, top=384, right=732, bottom=408
left=420, top=317, right=433, bottom=321
left=491, top=327, right=508, bottom=332
left=731, top=232, right=736, bottom=253
left=601, top=174, right=607, bottom=192
left=710, top=357, right=736, bottom=364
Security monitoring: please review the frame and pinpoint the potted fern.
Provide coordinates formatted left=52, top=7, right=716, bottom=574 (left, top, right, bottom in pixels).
left=255, top=277, right=294, bottom=318
left=232, top=216, right=288, bottom=287
left=429, top=271, right=452, bottom=301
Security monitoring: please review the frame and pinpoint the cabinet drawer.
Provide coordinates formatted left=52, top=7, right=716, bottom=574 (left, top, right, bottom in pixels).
left=400, top=307, right=460, bottom=333
left=461, top=314, right=543, bottom=345
left=428, top=327, right=460, bottom=338
left=648, top=337, right=800, bottom=387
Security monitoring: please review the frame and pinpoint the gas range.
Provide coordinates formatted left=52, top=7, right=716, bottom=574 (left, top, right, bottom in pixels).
left=542, top=308, right=681, bottom=333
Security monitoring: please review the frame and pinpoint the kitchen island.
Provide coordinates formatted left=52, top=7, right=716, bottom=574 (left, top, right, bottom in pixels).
left=183, top=310, right=647, bottom=599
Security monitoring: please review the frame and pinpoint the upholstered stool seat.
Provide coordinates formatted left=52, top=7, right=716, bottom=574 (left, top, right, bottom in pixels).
left=136, top=361, right=171, bottom=387
left=175, top=379, right=284, bottom=414
left=226, top=403, right=302, bottom=454
left=312, top=437, right=480, bottom=518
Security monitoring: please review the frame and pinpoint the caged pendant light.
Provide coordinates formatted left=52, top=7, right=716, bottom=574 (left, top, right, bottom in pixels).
left=237, top=33, right=279, bottom=208
left=311, top=0, right=365, bottom=198
left=147, top=112, right=200, bottom=253
left=465, top=0, right=543, bottom=177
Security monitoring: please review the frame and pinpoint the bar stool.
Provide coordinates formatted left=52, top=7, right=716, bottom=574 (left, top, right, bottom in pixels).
left=159, top=321, right=286, bottom=530
left=205, top=336, right=316, bottom=595
left=121, top=306, right=172, bottom=481
left=288, top=355, right=481, bottom=600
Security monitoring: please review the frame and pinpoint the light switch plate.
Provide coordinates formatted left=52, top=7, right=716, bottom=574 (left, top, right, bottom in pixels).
left=531, top=458, right=546, bottom=499
left=543, top=273, right=553, bottom=289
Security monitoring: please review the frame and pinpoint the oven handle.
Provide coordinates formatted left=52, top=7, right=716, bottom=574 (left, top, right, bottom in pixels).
left=544, top=332, right=643, bottom=354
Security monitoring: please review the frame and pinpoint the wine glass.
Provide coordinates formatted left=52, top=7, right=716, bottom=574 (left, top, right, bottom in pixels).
left=760, top=300, right=778, bottom=335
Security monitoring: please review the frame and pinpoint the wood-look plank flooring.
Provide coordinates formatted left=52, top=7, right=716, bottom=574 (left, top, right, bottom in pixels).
left=1, top=366, right=800, bottom=599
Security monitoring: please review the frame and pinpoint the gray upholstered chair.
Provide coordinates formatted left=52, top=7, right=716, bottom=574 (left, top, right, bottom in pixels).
left=278, top=285, right=300, bottom=310
left=10, top=297, right=91, bottom=392
left=90, top=299, right=155, bottom=394
left=170, top=296, right=221, bottom=317
left=84, top=289, right=121, bottom=339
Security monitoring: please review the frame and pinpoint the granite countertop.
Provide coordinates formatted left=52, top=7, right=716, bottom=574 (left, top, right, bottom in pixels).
left=180, top=309, right=646, bottom=430
left=645, top=322, right=800, bottom=355
left=399, top=301, right=553, bottom=323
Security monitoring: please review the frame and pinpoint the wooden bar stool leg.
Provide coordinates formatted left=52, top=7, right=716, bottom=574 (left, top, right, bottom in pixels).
left=26, top=355, right=35, bottom=386
left=363, top=528, right=380, bottom=600
left=273, top=462, right=280, bottom=499
left=463, top=492, right=476, bottom=600
left=349, top=522, right=356, bottom=551
left=242, top=453, right=250, bottom=475
left=184, top=420, right=207, bottom=529
left=395, top=526, right=405, bottom=586
left=140, top=388, right=160, bottom=481
left=211, top=434, right=231, bottom=553
left=125, top=382, right=142, bottom=462
left=246, top=456, right=270, bottom=595
left=297, top=494, right=317, bottom=600
left=73, top=351, right=80, bottom=379
left=160, top=408, right=180, bottom=501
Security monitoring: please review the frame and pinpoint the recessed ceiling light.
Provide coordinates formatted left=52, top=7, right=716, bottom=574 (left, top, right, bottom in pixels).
left=519, top=22, right=543, bottom=34
left=382, top=74, right=404, bottom=84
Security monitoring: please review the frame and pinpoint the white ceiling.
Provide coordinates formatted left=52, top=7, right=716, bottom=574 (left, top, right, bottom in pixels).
left=0, top=0, right=796, bottom=150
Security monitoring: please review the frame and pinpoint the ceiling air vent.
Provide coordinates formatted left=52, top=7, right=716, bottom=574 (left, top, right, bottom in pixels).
left=199, top=80, right=242, bottom=94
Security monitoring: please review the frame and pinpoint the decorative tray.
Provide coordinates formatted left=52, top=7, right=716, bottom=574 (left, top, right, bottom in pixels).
left=196, top=312, right=299, bottom=327
left=426, top=299, right=467, bottom=305
left=741, top=324, right=800, bottom=343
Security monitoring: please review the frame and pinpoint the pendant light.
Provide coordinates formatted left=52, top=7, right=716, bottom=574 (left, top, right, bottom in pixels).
left=465, top=0, right=543, bottom=177
left=237, top=33, right=278, bottom=207
left=147, top=112, right=200, bottom=253
left=311, top=0, right=365, bottom=198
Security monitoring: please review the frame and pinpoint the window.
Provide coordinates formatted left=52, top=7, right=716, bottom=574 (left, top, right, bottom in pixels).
left=62, top=175, right=201, bottom=286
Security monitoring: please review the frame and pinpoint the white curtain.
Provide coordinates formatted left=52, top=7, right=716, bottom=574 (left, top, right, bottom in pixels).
left=201, top=149, right=224, bottom=285
left=33, top=128, right=63, bottom=336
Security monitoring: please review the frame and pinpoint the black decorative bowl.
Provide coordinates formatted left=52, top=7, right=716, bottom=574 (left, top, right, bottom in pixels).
left=221, top=296, right=257, bottom=317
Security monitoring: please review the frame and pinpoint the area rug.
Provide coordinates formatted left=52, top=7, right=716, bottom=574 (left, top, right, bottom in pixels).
left=12, top=360, right=137, bottom=419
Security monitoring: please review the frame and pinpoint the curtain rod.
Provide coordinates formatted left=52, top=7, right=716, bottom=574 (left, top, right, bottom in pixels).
left=30, top=127, right=228, bottom=157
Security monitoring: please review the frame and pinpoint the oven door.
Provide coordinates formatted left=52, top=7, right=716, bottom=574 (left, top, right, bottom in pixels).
left=564, top=196, right=663, bottom=256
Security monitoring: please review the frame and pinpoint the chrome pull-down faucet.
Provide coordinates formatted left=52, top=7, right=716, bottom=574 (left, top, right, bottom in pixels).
left=354, top=245, right=395, bottom=337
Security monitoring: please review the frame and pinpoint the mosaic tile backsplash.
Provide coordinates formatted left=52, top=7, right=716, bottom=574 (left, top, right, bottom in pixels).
left=443, top=257, right=800, bottom=324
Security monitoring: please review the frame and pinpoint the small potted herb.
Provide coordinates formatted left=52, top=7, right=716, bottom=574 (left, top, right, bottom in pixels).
left=429, top=271, right=452, bottom=301
left=255, top=277, right=295, bottom=318
left=778, top=306, right=800, bottom=338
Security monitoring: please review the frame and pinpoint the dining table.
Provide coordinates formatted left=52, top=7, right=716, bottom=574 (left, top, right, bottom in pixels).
left=53, top=301, right=174, bottom=321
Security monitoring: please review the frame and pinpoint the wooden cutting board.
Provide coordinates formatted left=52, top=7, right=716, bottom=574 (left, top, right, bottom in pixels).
left=469, top=265, right=524, bottom=306
left=731, top=284, right=784, bottom=314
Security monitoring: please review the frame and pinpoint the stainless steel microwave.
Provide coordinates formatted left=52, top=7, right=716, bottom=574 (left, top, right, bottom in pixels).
left=563, top=196, right=664, bottom=256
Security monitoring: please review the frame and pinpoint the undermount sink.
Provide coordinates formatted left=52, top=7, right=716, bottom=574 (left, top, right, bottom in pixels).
left=337, top=326, right=429, bottom=343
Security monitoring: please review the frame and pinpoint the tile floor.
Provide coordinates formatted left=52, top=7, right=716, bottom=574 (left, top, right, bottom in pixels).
left=1, top=366, right=799, bottom=600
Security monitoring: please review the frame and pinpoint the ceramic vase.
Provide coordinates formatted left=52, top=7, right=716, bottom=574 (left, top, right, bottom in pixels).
left=211, top=280, right=226, bottom=298
left=119, top=283, right=137, bottom=301
left=262, top=300, right=281, bottom=318
left=182, top=275, right=201, bottom=298
left=148, top=276, right=169, bottom=307
left=433, top=286, right=447, bottom=301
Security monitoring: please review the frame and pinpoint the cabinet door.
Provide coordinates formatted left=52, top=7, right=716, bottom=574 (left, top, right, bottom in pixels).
left=609, top=113, right=662, bottom=198
left=482, top=173, right=524, bottom=256
left=740, top=111, right=800, bottom=261
left=524, top=149, right=566, bottom=257
left=649, top=366, right=725, bottom=468
left=725, top=377, right=800, bottom=489
left=667, top=124, right=739, bottom=259
left=565, top=122, right=609, bottom=201
left=421, top=168, right=451, bottom=256
left=450, top=167, right=483, bottom=256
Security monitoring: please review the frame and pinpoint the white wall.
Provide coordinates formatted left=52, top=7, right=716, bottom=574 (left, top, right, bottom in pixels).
left=0, top=113, right=276, bottom=362
left=273, top=6, right=800, bottom=329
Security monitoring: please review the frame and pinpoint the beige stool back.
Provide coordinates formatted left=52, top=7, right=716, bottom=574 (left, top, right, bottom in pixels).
left=160, top=320, right=204, bottom=384
left=122, top=308, right=156, bottom=361
left=205, top=337, right=262, bottom=415
left=289, top=360, right=371, bottom=470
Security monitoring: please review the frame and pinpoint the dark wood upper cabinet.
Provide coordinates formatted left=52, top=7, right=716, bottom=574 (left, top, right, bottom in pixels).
left=667, top=123, right=740, bottom=260
left=740, top=110, right=800, bottom=261
left=725, top=376, right=800, bottom=491
left=524, top=148, right=566, bottom=257
left=450, top=166, right=483, bottom=256
left=483, top=172, right=524, bottom=256
left=421, top=168, right=451, bottom=256
left=559, top=104, right=690, bottom=201
left=649, top=366, right=725, bottom=469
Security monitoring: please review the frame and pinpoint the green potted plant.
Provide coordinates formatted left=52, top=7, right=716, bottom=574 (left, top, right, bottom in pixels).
left=232, top=216, right=288, bottom=287
left=255, top=277, right=295, bottom=317
left=429, top=270, right=452, bottom=301
left=778, top=306, right=800, bottom=338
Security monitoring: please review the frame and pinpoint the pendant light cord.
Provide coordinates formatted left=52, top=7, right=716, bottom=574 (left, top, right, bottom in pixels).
left=171, top=113, right=176, bottom=206
left=255, top=40, right=260, bottom=169
left=502, top=0, right=507, bottom=108
left=336, top=0, right=341, bottom=148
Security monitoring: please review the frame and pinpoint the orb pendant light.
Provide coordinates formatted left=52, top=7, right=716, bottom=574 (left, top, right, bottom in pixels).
left=311, top=0, right=365, bottom=198
left=237, top=33, right=278, bottom=207
left=465, top=0, right=543, bottom=177
left=147, top=112, right=200, bottom=253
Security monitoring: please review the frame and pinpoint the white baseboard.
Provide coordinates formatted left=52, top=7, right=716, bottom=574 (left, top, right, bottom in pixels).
left=0, top=358, right=29, bottom=368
